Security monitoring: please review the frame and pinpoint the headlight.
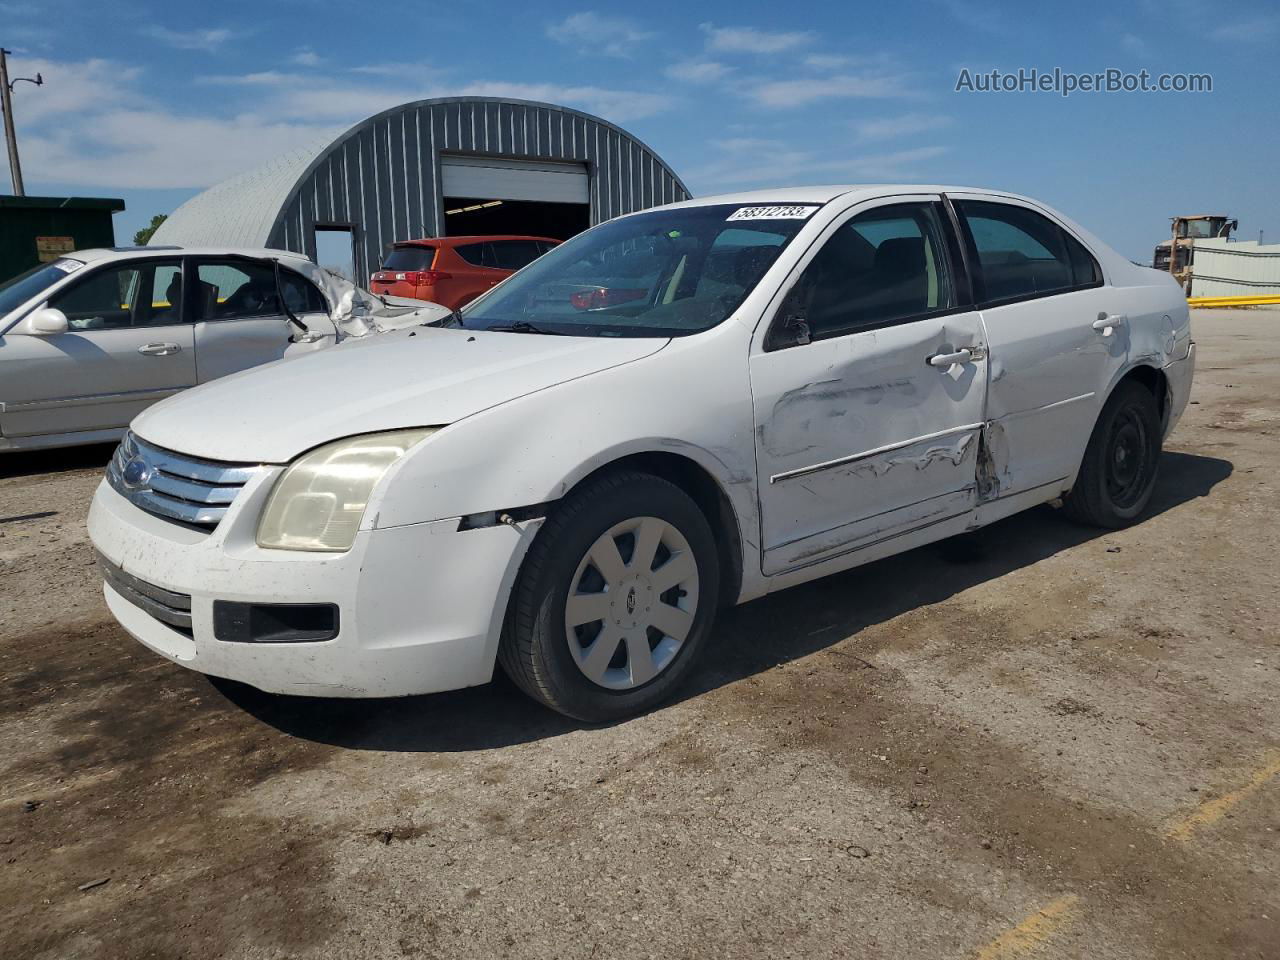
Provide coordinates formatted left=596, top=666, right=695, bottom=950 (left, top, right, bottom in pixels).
left=256, top=428, right=435, bottom=552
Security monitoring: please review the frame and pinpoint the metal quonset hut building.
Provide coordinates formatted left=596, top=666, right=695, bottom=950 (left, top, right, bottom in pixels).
left=151, top=96, right=691, bottom=280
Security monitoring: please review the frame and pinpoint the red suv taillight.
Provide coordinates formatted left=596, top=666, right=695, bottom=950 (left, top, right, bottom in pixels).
left=400, top=270, right=451, bottom=286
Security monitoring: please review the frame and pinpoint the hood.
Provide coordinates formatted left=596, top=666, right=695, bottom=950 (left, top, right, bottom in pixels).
left=132, top=327, right=667, bottom=462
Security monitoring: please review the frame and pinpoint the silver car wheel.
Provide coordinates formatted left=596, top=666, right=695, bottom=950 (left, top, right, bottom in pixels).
left=564, top=516, right=700, bottom=691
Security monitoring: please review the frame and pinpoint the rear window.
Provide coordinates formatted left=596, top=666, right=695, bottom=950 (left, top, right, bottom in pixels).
left=382, top=246, right=435, bottom=272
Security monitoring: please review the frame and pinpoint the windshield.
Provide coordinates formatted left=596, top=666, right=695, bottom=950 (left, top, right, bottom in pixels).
left=0, top=259, right=82, bottom=318
left=459, top=203, right=818, bottom=337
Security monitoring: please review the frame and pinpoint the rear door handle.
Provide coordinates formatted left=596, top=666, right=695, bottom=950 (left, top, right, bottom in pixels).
left=928, top=348, right=974, bottom=368
left=138, top=342, right=181, bottom=356
left=1092, top=313, right=1127, bottom=335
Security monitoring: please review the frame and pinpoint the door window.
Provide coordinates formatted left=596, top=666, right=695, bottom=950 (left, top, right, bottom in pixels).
left=954, top=200, right=1083, bottom=303
left=193, top=262, right=325, bottom=321
left=49, top=260, right=184, bottom=329
left=778, top=202, right=954, bottom=343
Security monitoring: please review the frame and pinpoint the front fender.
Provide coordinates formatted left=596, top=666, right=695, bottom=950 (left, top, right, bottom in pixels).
left=366, top=332, right=760, bottom=565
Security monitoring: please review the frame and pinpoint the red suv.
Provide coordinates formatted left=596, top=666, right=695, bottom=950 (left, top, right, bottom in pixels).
left=369, top=235, right=559, bottom=309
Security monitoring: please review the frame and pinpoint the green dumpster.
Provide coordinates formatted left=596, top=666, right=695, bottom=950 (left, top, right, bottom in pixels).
left=0, top=195, right=125, bottom=283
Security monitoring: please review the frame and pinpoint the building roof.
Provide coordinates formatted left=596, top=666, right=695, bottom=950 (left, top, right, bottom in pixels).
left=0, top=195, right=124, bottom=211
left=149, top=141, right=331, bottom=248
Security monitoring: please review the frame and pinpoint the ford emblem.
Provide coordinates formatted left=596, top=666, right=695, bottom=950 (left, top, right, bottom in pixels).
left=121, top=456, right=153, bottom=489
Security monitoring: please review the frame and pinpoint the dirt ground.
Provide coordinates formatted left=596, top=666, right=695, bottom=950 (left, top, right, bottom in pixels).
left=1, top=309, right=1277, bottom=960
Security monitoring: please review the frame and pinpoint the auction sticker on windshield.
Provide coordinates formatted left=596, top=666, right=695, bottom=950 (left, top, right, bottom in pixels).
left=725, top=205, right=818, bottom=222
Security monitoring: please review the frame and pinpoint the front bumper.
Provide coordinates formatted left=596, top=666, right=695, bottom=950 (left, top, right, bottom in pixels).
left=88, top=476, right=537, bottom=697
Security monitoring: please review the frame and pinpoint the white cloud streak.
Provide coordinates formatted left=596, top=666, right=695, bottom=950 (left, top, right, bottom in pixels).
left=547, top=12, right=654, bottom=57
left=664, top=59, right=732, bottom=83
left=700, top=23, right=814, bottom=53
left=854, top=113, right=953, bottom=141
left=142, top=26, right=236, bottom=52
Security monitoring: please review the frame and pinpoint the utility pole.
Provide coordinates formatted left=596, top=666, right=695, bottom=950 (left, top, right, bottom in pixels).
left=1, top=48, right=43, bottom=197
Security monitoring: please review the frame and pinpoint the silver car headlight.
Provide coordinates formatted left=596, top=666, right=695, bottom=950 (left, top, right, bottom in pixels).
left=256, top=428, right=436, bottom=552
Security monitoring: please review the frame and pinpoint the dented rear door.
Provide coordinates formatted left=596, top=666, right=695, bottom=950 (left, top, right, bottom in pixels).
left=750, top=196, right=987, bottom=576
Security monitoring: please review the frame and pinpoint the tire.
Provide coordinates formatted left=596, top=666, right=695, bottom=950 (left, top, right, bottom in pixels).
left=498, top=470, right=721, bottom=722
left=1062, top=381, right=1162, bottom=528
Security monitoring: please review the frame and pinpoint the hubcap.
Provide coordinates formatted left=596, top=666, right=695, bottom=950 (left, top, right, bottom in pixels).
left=564, top=516, right=699, bottom=691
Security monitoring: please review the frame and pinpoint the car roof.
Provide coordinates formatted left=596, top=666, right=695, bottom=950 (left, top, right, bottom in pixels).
left=657, top=184, right=1033, bottom=209
left=66, top=246, right=312, bottom=265
left=394, top=235, right=560, bottom=247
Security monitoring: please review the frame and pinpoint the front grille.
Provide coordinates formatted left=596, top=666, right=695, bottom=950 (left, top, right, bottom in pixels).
left=106, top=431, right=258, bottom=532
left=96, top=551, right=193, bottom=636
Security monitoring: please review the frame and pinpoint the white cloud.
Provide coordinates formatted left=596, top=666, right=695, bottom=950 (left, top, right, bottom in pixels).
left=349, top=62, right=441, bottom=80
left=854, top=113, right=953, bottom=141
left=291, top=48, right=321, bottom=67
left=664, top=59, right=732, bottom=83
left=935, top=0, right=1013, bottom=36
left=1210, top=15, right=1278, bottom=42
left=748, top=72, right=914, bottom=107
left=199, top=71, right=303, bottom=87
left=4, top=55, right=677, bottom=192
left=0, top=56, right=144, bottom=123
left=700, top=23, right=813, bottom=53
left=142, top=26, right=236, bottom=52
left=803, top=54, right=852, bottom=71
left=689, top=138, right=950, bottom=189
left=1120, top=33, right=1150, bottom=57
left=547, top=12, right=654, bottom=57
left=18, top=110, right=344, bottom=189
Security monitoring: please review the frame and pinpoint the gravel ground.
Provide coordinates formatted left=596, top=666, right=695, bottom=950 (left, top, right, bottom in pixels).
left=1, top=309, right=1277, bottom=960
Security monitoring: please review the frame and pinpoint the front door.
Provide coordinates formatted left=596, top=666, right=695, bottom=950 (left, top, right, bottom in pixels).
left=189, top=259, right=328, bottom=382
left=750, top=197, right=988, bottom=575
left=0, top=258, right=196, bottom=439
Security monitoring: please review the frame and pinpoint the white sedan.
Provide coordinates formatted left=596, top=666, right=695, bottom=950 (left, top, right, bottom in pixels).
left=0, top=246, right=446, bottom=452
left=88, top=186, right=1194, bottom=721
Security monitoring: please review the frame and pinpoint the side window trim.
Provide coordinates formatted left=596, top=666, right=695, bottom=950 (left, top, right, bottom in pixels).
left=947, top=195, right=1106, bottom=309
left=762, top=196, right=969, bottom=352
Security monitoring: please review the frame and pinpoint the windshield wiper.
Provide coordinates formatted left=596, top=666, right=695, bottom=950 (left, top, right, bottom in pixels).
left=484, top=320, right=567, bottom=335
left=425, top=309, right=465, bottom=329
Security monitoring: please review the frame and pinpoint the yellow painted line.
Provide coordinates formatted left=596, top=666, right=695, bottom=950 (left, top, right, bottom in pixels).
left=1188, top=295, right=1280, bottom=307
left=973, top=895, right=1080, bottom=960
left=1165, top=750, right=1280, bottom=842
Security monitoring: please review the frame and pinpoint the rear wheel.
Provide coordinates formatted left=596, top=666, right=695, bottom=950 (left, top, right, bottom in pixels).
left=1062, top=380, right=1162, bottom=527
left=498, top=471, right=720, bottom=722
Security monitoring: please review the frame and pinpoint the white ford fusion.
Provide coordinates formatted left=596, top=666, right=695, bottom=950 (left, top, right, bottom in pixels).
left=89, top=186, right=1194, bottom=721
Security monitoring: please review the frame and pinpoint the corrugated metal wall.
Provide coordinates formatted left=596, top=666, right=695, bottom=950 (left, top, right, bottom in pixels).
left=269, top=98, right=691, bottom=281
left=1189, top=238, right=1280, bottom=297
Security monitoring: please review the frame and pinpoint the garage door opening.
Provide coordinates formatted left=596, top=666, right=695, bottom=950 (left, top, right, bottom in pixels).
left=440, top=155, right=590, bottom=241
left=443, top=197, right=589, bottom=240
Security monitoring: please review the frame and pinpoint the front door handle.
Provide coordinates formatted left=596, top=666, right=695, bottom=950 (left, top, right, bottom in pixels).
left=928, top=348, right=974, bottom=368
left=1092, top=313, right=1127, bottom=335
left=138, top=342, right=181, bottom=356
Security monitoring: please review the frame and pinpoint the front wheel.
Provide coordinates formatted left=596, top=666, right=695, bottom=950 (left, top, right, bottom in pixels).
left=1062, top=380, right=1162, bottom=527
left=498, top=471, right=721, bottom=722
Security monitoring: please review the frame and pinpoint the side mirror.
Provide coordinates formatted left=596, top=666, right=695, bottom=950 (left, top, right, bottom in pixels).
left=24, top=307, right=69, bottom=335
left=766, top=313, right=812, bottom=351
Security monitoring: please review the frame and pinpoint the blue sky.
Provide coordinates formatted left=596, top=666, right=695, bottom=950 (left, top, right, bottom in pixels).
left=2, top=0, right=1276, bottom=260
